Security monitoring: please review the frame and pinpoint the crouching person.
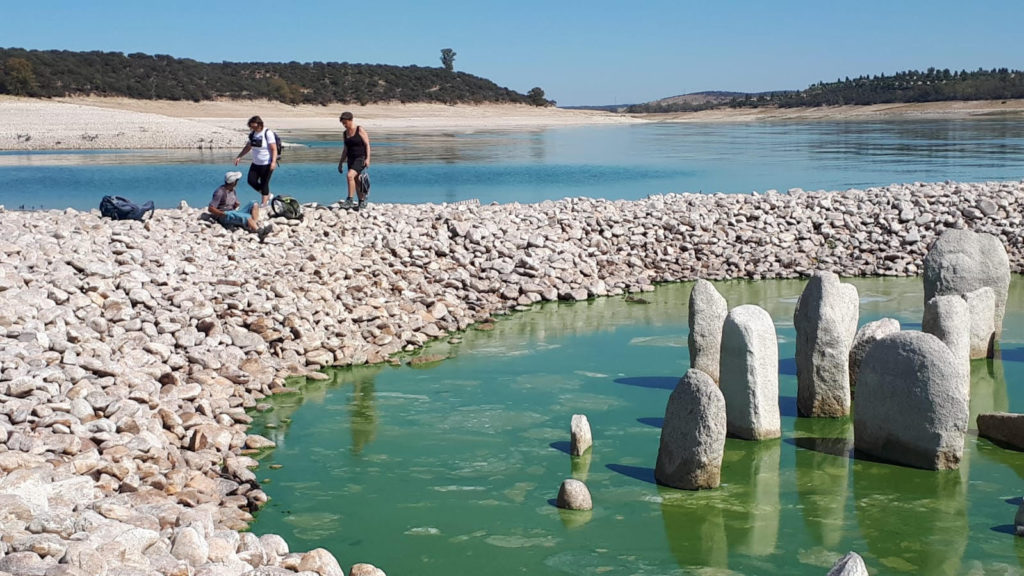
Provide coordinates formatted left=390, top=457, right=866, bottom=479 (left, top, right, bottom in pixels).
left=208, top=171, right=272, bottom=241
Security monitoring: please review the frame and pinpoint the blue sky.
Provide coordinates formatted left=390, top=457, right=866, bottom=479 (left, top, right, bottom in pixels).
left=2, top=0, right=1022, bottom=106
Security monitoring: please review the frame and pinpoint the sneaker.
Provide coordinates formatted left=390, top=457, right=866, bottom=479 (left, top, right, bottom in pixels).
left=342, top=197, right=355, bottom=209
left=257, top=223, right=273, bottom=242
left=356, top=199, right=367, bottom=211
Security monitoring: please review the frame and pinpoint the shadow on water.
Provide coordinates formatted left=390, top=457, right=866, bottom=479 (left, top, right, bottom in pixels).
left=637, top=417, right=663, bottom=428
left=614, top=376, right=677, bottom=390
left=549, top=440, right=571, bottom=455
left=606, top=463, right=656, bottom=484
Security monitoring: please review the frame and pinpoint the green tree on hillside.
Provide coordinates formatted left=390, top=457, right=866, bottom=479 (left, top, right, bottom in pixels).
left=2, top=57, right=37, bottom=95
left=440, top=48, right=456, bottom=72
left=527, top=87, right=549, bottom=106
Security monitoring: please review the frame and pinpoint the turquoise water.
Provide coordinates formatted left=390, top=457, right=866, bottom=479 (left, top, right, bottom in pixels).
left=3, top=118, right=1024, bottom=210
left=248, top=277, right=1024, bottom=575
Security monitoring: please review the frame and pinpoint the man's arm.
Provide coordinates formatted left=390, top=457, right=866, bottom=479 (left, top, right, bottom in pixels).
left=208, top=189, right=227, bottom=217
left=338, top=145, right=348, bottom=172
left=269, top=131, right=278, bottom=170
left=360, top=127, right=371, bottom=167
left=234, top=143, right=252, bottom=166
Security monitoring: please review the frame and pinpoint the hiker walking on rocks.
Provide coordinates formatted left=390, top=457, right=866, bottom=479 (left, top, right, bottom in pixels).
left=208, top=171, right=273, bottom=241
left=338, top=111, right=371, bottom=211
left=234, top=115, right=278, bottom=207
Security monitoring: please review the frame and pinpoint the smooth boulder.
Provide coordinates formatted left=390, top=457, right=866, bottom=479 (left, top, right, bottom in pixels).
left=848, top=318, right=900, bottom=395
left=719, top=305, right=780, bottom=440
left=655, top=369, right=727, bottom=490
left=923, top=228, right=1010, bottom=341
left=688, top=279, right=728, bottom=383
left=794, top=271, right=859, bottom=417
left=854, top=331, right=969, bottom=470
left=556, top=478, right=593, bottom=511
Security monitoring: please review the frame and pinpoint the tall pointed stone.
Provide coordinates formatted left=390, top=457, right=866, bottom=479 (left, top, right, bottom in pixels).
left=794, top=271, right=859, bottom=417
left=655, top=369, right=726, bottom=490
left=720, top=305, right=780, bottom=440
left=688, top=279, right=728, bottom=384
left=922, top=294, right=970, bottom=395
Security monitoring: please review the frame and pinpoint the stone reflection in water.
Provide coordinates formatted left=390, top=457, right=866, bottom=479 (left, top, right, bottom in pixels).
left=722, top=439, right=782, bottom=557
left=570, top=450, right=592, bottom=482
left=853, top=459, right=967, bottom=575
left=970, top=356, right=1010, bottom=429
left=659, top=487, right=729, bottom=570
left=794, top=417, right=852, bottom=549
left=349, top=369, right=381, bottom=455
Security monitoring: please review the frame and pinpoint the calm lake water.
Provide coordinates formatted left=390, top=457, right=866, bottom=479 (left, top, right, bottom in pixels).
left=2, top=117, right=1024, bottom=210
left=249, top=276, right=1024, bottom=576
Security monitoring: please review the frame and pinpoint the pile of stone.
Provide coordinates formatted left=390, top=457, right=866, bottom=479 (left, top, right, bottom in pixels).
left=2, top=179, right=1024, bottom=575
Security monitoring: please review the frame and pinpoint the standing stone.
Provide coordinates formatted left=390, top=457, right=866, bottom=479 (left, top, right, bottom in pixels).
left=922, top=294, right=970, bottom=395
left=923, top=228, right=1010, bottom=338
left=848, top=318, right=900, bottom=396
left=556, top=478, right=593, bottom=511
left=963, top=287, right=996, bottom=358
left=688, top=279, right=728, bottom=384
left=719, top=305, right=780, bottom=440
left=855, top=332, right=968, bottom=470
left=655, top=369, right=727, bottom=490
left=827, top=551, right=869, bottom=576
left=570, top=414, right=592, bottom=456
left=794, top=271, right=859, bottom=418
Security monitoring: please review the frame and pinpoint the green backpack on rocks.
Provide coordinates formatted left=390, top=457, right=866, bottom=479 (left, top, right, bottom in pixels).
left=271, top=195, right=303, bottom=220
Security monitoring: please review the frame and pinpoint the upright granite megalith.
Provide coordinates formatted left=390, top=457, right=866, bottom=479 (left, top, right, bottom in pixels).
left=794, top=271, right=859, bottom=418
left=922, top=294, right=971, bottom=395
left=855, top=331, right=969, bottom=470
left=848, top=318, right=900, bottom=396
left=655, top=369, right=727, bottom=490
left=688, top=279, right=729, bottom=384
left=719, top=305, right=780, bottom=440
left=923, top=228, right=1010, bottom=350
left=963, top=286, right=996, bottom=359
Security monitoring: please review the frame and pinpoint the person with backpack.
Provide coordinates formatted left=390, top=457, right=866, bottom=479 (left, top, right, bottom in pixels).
left=234, top=115, right=279, bottom=208
left=208, top=171, right=273, bottom=241
left=338, top=111, right=372, bottom=211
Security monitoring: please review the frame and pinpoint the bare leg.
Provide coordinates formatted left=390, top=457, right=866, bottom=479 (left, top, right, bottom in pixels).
left=248, top=203, right=261, bottom=231
left=346, top=169, right=358, bottom=199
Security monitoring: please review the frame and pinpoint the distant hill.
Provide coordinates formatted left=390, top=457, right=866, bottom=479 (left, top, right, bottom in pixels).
left=627, top=68, right=1024, bottom=113
left=626, top=90, right=792, bottom=113
left=0, top=47, right=554, bottom=106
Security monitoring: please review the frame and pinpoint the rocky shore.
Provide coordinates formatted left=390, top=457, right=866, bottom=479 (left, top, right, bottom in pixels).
left=2, top=179, right=1024, bottom=575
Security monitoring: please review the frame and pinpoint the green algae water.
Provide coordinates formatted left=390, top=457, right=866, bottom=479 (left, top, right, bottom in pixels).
left=248, top=277, right=1024, bottom=575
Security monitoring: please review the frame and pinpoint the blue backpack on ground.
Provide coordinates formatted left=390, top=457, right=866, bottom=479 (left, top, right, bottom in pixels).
left=100, top=196, right=155, bottom=221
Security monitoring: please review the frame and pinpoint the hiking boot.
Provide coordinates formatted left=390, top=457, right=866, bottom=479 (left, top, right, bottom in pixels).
left=356, top=199, right=367, bottom=211
left=257, top=223, right=273, bottom=242
left=342, top=197, right=355, bottom=209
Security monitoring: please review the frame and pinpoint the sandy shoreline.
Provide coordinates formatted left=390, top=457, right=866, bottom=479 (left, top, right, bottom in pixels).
left=3, top=95, right=1024, bottom=151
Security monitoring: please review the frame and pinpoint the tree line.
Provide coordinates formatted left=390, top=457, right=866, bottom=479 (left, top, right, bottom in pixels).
left=0, top=47, right=555, bottom=106
left=627, top=68, right=1024, bottom=113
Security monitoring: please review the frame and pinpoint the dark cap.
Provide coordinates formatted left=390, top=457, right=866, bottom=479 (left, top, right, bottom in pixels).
left=340, top=111, right=354, bottom=121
